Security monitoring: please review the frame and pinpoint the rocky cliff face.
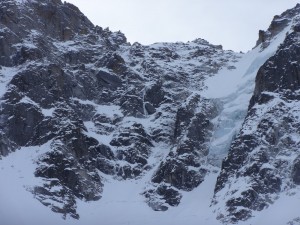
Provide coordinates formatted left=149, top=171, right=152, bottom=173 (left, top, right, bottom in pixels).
left=1, top=0, right=300, bottom=223
left=0, top=0, right=239, bottom=219
left=213, top=4, right=300, bottom=223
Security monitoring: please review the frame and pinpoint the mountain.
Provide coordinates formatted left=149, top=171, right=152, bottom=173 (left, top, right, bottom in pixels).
left=0, top=0, right=300, bottom=225
left=213, top=5, right=300, bottom=223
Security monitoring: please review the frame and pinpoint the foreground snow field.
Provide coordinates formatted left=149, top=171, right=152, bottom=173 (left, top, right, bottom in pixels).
left=2, top=146, right=300, bottom=225
left=0, top=145, right=221, bottom=225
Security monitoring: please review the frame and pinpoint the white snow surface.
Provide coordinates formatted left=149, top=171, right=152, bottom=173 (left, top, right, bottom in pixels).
left=76, top=170, right=221, bottom=225
left=0, top=144, right=222, bottom=225
left=1, top=146, right=300, bottom=225
left=0, top=66, right=20, bottom=98
left=0, top=144, right=68, bottom=225
left=205, top=24, right=292, bottom=165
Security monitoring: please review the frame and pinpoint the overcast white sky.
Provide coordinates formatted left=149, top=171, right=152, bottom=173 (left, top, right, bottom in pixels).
left=66, top=0, right=299, bottom=52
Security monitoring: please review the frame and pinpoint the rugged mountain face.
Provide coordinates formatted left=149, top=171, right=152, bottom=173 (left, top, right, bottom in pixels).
left=213, top=4, right=300, bottom=223
left=1, top=0, right=300, bottom=224
left=0, top=0, right=239, bottom=219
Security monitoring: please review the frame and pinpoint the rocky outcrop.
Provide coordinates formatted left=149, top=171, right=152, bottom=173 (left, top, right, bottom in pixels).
left=145, top=95, right=218, bottom=210
left=256, top=3, right=300, bottom=49
left=111, top=122, right=153, bottom=179
left=214, top=9, right=300, bottom=223
left=0, top=0, right=239, bottom=219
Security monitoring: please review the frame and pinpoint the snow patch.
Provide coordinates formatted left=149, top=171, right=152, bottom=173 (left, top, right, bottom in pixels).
left=205, top=24, right=293, bottom=165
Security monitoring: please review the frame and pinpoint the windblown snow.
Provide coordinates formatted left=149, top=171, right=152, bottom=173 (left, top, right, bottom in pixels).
left=204, top=24, right=293, bottom=165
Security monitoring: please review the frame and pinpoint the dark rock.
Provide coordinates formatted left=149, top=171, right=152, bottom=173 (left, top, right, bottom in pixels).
left=255, top=4, right=300, bottom=49
left=130, top=42, right=145, bottom=57
left=253, top=36, right=300, bottom=100
left=292, top=156, right=300, bottom=185
left=293, top=24, right=300, bottom=32
left=256, top=29, right=267, bottom=47
left=4, top=102, right=44, bottom=146
left=110, top=123, right=153, bottom=179
left=96, top=70, right=122, bottom=88
left=0, top=132, right=16, bottom=157
left=144, top=81, right=166, bottom=107
left=152, top=159, right=207, bottom=191
left=13, top=46, right=44, bottom=65
left=34, top=185, right=79, bottom=219
left=144, top=102, right=156, bottom=115
left=144, top=185, right=182, bottom=211
left=145, top=96, right=218, bottom=207
left=150, top=47, right=179, bottom=61
left=120, top=95, right=144, bottom=117
left=99, top=53, right=126, bottom=74
left=34, top=139, right=103, bottom=218
left=156, top=185, right=181, bottom=206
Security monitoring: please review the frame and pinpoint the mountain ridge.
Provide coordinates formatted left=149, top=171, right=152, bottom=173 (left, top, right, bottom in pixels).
left=1, top=1, right=300, bottom=224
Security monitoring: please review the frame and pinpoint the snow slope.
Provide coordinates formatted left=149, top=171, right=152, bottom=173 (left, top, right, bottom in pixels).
left=0, top=145, right=222, bottom=225
left=0, top=144, right=70, bottom=225
left=204, top=24, right=292, bottom=165
left=2, top=145, right=299, bottom=225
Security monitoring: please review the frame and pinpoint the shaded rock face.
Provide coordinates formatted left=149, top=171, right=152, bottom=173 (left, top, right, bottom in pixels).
left=256, top=3, right=300, bottom=49
left=255, top=4, right=300, bottom=50
left=292, top=156, right=300, bottom=185
left=253, top=33, right=300, bottom=101
left=214, top=15, right=300, bottom=223
left=111, top=122, right=153, bottom=179
left=0, top=0, right=95, bottom=67
left=156, top=98, right=215, bottom=180
left=0, top=0, right=239, bottom=219
left=0, top=0, right=125, bottom=218
left=144, top=81, right=166, bottom=108
left=145, top=96, right=218, bottom=210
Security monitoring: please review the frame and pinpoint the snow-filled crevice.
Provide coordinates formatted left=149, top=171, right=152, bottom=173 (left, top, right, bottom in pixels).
left=202, top=23, right=293, bottom=166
